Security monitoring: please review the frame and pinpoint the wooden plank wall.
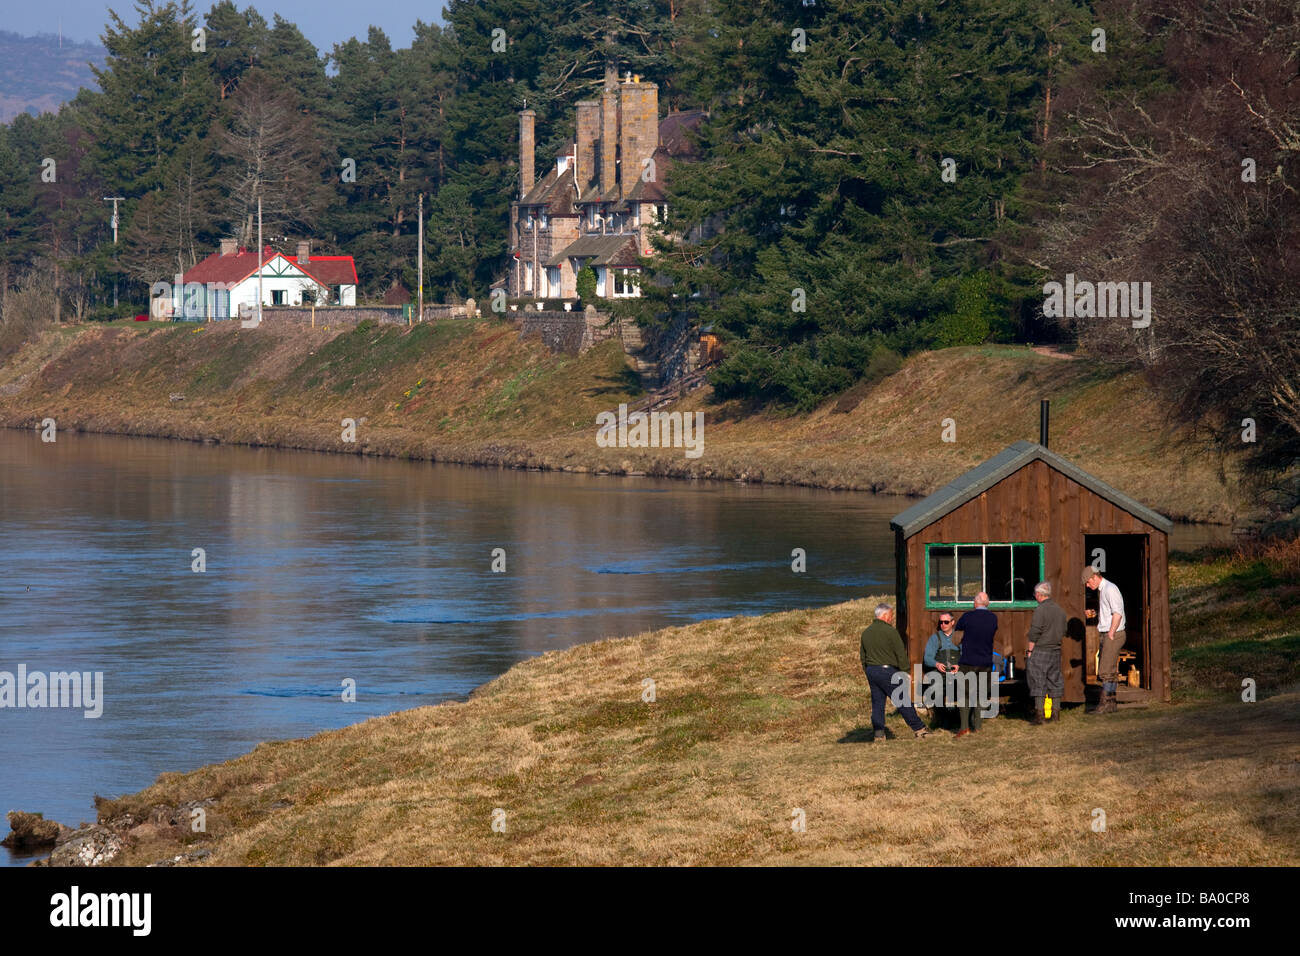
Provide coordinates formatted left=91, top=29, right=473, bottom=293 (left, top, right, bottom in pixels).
left=1148, top=531, right=1172, bottom=701
left=901, top=460, right=1171, bottom=703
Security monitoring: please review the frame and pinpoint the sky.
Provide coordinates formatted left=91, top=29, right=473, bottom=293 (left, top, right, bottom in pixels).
left=7, top=0, right=444, bottom=53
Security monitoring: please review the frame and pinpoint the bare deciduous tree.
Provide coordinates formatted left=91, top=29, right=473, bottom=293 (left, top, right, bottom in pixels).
left=216, top=68, right=330, bottom=247
left=1036, top=0, right=1300, bottom=489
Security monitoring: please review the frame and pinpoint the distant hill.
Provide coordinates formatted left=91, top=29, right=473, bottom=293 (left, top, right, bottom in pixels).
left=0, top=30, right=105, bottom=123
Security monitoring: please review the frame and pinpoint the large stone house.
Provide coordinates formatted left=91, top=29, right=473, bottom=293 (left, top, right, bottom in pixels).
left=509, top=67, right=703, bottom=300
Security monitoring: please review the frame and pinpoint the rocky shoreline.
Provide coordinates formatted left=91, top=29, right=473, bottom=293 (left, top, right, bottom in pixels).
left=4, top=802, right=218, bottom=868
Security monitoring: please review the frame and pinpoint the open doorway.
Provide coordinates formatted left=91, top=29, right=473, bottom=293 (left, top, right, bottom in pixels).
left=1083, top=534, right=1148, bottom=690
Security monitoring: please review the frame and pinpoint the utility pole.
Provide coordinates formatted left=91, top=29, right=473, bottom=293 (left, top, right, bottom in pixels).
left=256, top=196, right=263, bottom=326
left=103, top=197, right=124, bottom=309
left=417, top=193, right=424, bottom=324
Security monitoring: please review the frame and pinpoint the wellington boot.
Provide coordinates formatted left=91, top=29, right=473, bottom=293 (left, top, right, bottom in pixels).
left=1092, top=691, right=1118, bottom=715
left=1029, top=698, right=1045, bottom=725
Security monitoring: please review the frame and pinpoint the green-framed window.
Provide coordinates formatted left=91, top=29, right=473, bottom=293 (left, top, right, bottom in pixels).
left=924, top=542, right=1044, bottom=609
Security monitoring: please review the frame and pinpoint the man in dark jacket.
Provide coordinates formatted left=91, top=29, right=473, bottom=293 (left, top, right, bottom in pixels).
left=1026, top=581, right=1067, bottom=724
left=860, top=603, right=930, bottom=741
left=953, top=592, right=998, bottom=737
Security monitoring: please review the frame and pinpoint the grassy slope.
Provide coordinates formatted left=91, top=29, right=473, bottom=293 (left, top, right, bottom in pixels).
left=0, top=323, right=1241, bottom=521
left=98, top=551, right=1300, bottom=866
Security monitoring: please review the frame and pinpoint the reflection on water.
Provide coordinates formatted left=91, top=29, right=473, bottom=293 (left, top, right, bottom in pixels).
left=0, top=430, right=1231, bottom=865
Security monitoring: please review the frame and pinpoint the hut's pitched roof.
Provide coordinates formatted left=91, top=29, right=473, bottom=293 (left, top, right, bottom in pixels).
left=889, top=441, right=1173, bottom=537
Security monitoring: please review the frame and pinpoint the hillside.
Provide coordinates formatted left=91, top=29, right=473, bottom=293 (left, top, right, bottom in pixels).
left=0, top=31, right=104, bottom=122
left=0, top=318, right=1244, bottom=522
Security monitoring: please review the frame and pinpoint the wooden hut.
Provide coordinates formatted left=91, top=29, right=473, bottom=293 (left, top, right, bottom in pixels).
left=890, top=440, right=1172, bottom=703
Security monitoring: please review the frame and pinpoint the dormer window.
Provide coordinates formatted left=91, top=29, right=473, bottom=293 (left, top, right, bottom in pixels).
left=540, top=209, right=548, bottom=229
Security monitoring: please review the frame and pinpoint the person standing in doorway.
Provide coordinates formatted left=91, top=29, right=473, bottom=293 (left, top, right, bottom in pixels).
left=952, top=592, right=998, bottom=737
left=1026, top=582, right=1067, bottom=724
left=1084, top=567, right=1125, bottom=714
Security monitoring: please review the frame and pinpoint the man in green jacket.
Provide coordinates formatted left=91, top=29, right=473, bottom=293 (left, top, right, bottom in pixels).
left=860, top=603, right=930, bottom=741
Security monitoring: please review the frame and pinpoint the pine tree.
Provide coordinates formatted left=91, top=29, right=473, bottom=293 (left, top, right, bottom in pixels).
left=87, top=1, right=220, bottom=199
left=638, top=0, right=1062, bottom=408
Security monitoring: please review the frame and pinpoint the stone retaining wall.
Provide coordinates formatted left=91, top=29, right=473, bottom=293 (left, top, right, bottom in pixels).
left=515, top=309, right=618, bottom=355
left=249, top=306, right=409, bottom=327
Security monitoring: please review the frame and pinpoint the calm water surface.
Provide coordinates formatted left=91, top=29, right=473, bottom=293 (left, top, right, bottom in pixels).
left=0, top=430, right=1230, bottom=865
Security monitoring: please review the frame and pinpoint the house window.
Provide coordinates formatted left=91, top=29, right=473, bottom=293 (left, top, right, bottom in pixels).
left=271, top=289, right=286, bottom=306
left=924, top=542, right=1043, bottom=609
left=654, top=204, right=667, bottom=224
left=524, top=261, right=534, bottom=292
left=523, top=208, right=535, bottom=229
left=612, top=268, right=639, bottom=297
left=547, top=267, right=561, bottom=297
left=586, top=206, right=599, bottom=230
left=539, top=210, right=548, bottom=229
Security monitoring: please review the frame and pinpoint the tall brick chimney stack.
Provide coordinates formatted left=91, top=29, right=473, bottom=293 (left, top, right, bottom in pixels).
left=618, top=75, right=659, bottom=198
left=519, top=109, right=536, bottom=199
left=220, top=238, right=238, bottom=257
left=599, top=66, right=619, bottom=199
left=296, top=240, right=310, bottom=264
left=575, top=101, right=600, bottom=195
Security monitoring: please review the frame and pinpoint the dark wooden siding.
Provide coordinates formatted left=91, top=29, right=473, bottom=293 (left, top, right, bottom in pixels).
left=900, top=459, right=1171, bottom=703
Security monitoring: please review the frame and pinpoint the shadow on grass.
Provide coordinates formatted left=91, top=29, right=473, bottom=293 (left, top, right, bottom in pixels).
left=583, top=365, right=644, bottom=398
left=837, top=725, right=881, bottom=743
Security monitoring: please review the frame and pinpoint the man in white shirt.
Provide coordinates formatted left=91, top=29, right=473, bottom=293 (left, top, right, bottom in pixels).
left=1083, top=566, right=1125, bottom=714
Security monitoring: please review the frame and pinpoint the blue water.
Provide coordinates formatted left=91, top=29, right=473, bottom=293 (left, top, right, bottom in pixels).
left=0, top=429, right=933, bottom=864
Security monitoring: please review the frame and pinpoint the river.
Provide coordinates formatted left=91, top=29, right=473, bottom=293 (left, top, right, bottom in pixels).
left=0, top=430, right=1231, bottom=865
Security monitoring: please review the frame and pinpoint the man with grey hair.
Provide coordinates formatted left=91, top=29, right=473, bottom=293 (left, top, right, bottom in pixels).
left=952, top=592, right=998, bottom=736
left=859, top=603, right=929, bottom=741
left=1084, top=566, right=1125, bottom=714
left=1026, top=581, right=1067, bottom=725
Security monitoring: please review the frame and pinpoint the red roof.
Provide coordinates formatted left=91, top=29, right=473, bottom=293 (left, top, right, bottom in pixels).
left=182, top=249, right=271, bottom=285
left=301, top=256, right=359, bottom=286
left=182, top=249, right=358, bottom=287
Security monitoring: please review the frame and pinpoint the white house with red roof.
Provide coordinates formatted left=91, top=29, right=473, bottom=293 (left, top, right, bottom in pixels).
left=166, top=240, right=358, bottom=320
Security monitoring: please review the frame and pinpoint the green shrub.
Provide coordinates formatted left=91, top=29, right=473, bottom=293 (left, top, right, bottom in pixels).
left=931, top=272, right=1016, bottom=347
left=864, top=345, right=903, bottom=382
left=576, top=266, right=597, bottom=302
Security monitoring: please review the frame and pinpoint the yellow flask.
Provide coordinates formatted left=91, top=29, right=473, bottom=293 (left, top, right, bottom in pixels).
left=1044, top=696, right=1053, bottom=719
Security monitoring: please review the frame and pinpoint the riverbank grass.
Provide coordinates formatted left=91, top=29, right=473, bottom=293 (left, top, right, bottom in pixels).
left=98, top=548, right=1300, bottom=866
left=0, top=319, right=1242, bottom=521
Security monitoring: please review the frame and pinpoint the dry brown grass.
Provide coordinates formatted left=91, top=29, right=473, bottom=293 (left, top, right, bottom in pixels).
left=97, top=566, right=1300, bottom=866
left=1232, top=534, right=1300, bottom=583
